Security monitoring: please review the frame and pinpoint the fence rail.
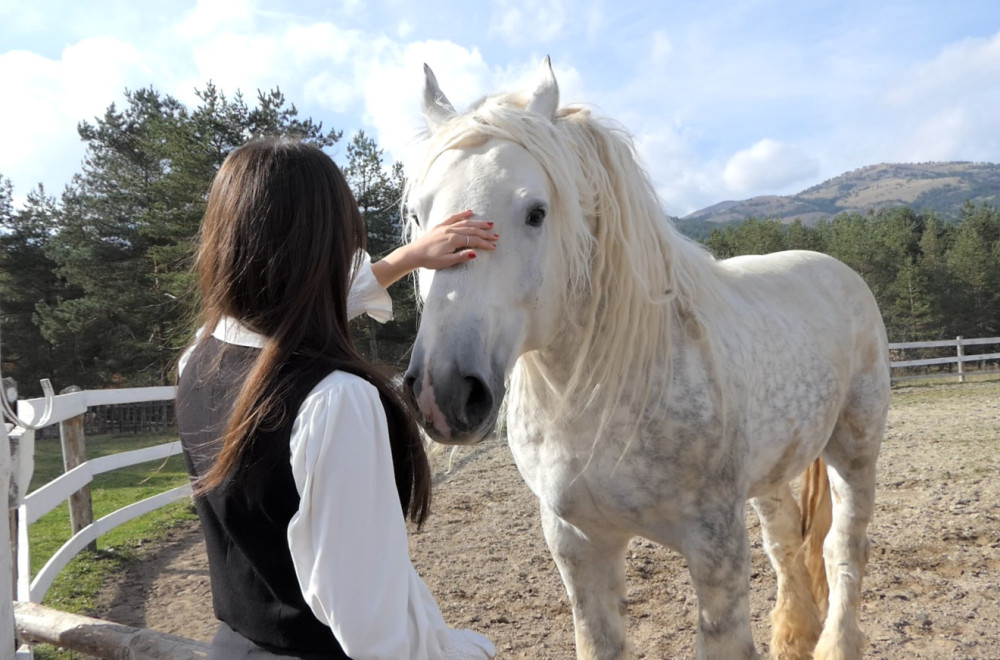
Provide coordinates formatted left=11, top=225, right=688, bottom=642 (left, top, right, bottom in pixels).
left=889, top=336, right=1000, bottom=383
left=14, top=601, right=208, bottom=659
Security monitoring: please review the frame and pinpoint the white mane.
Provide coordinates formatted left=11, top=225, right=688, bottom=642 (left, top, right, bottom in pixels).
left=407, top=92, right=731, bottom=432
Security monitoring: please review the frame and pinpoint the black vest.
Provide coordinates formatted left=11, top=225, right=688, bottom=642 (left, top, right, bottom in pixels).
left=176, top=336, right=350, bottom=659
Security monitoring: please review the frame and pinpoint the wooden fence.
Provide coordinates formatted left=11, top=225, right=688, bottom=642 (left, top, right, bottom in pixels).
left=6, top=386, right=202, bottom=659
left=889, top=336, right=1000, bottom=383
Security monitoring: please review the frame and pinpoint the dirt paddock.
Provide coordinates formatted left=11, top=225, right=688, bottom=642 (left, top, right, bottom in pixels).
left=95, top=381, right=1000, bottom=658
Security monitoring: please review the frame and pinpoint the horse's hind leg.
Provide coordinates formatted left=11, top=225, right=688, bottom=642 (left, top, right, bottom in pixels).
left=541, top=504, right=631, bottom=660
left=751, top=484, right=823, bottom=659
left=814, top=403, right=884, bottom=660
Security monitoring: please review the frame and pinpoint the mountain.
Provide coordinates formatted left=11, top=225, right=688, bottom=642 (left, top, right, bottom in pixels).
left=682, top=162, right=1000, bottom=226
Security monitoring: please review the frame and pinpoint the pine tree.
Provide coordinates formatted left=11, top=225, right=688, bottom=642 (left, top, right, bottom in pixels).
left=38, top=85, right=342, bottom=388
left=945, top=203, right=1000, bottom=338
left=342, top=132, right=416, bottom=368
left=0, top=182, right=72, bottom=394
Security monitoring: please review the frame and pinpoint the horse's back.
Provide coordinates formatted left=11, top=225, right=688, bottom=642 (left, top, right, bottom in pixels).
left=719, top=250, right=886, bottom=355
left=712, top=250, right=889, bottom=492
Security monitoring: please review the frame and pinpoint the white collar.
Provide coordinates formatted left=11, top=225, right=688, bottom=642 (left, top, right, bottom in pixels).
left=211, top=316, right=267, bottom=348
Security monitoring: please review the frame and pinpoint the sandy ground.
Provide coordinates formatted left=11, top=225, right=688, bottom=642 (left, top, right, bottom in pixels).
left=93, top=380, right=1000, bottom=659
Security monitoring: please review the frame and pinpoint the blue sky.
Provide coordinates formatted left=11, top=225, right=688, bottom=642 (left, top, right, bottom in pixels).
left=2, top=0, right=999, bottom=216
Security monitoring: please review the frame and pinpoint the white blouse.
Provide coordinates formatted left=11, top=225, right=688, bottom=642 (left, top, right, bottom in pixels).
left=180, top=254, right=494, bottom=660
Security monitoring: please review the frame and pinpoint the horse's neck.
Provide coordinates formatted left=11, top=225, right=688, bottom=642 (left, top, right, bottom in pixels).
left=518, top=296, right=723, bottom=412
left=516, top=300, right=679, bottom=405
left=514, top=343, right=577, bottom=405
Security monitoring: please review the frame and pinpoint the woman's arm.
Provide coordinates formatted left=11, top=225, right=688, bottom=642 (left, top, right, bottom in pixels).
left=370, top=210, right=498, bottom=288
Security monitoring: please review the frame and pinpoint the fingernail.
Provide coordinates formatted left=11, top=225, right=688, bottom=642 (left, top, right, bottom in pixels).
left=493, top=234, right=500, bottom=239
left=468, top=251, right=477, bottom=259
left=487, top=222, right=494, bottom=227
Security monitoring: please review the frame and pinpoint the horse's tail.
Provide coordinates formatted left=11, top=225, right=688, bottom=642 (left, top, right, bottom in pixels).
left=801, top=456, right=832, bottom=619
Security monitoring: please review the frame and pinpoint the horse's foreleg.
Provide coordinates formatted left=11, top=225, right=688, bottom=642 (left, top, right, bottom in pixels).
left=751, top=484, right=823, bottom=659
left=684, top=502, right=760, bottom=660
left=540, top=504, right=630, bottom=660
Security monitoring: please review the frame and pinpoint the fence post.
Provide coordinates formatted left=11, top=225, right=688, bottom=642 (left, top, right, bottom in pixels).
left=4, top=378, right=18, bottom=600
left=58, top=386, right=96, bottom=552
left=956, top=336, right=965, bottom=384
left=1, top=382, right=17, bottom=657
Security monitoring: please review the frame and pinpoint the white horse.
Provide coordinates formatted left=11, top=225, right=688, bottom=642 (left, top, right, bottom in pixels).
left=403, top=58, right=889, bottom=660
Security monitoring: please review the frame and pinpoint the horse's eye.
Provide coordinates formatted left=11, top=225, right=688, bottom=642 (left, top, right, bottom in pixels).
left=526, top=206, right=546, bottom=227
left=408, top=211, right=421, bottom=226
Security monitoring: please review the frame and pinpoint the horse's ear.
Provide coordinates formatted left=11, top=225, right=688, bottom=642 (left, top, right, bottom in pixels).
left=423, top=63, right=456, bottom=131
left=526, top=55, right=559, bottom=120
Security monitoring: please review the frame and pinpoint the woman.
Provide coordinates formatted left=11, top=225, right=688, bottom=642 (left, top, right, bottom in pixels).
left=176, top=137, right=497, bottom=659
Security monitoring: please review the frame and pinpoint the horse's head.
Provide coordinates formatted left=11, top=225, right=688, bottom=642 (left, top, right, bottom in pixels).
left=403, top=58, right=585, bottom=444
left=404, top=58, right=684, bottom=445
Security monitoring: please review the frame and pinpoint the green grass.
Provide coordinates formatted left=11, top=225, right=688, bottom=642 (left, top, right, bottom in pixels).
left=891, top=376, right=1000, bottom=407
left=24, top=432, right=199, bottom=658
left=891, top=368, right=1000, bottom=391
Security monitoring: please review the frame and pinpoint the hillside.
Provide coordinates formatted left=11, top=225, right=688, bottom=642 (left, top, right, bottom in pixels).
left=682, top=162, right=1000, bottom=226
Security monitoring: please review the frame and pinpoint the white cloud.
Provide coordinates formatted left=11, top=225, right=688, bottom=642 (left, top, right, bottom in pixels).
left=634, top=126, right=728, bottom=217
left=650, top=29, right=672, bottom=64
left=361, top=40, right=491, bottom=168
left=177, top=18, right=373, bottom=118
left=489, top=0, right=567, bottom=45
left=723, top=139, right=819, bottom=196
left=886, top=31, right=1000, bottom=107
left=177, top=0, right=255, bottom=39
left=188, top=31, right=280, bottom=93
left=5, top=3, right=1000, bottom=218
left=583, top=4, right=604, bottom=43
left=880, top=29, right=1000, bottom=164
left=901, top=108, right=973, bottom=163
left=0, top=38, right=149, bottom=199
left=397, top=19, right=415, bottom=39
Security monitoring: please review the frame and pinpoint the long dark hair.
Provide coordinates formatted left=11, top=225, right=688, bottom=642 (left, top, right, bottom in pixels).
left=192, top=137, right=431, bottom=526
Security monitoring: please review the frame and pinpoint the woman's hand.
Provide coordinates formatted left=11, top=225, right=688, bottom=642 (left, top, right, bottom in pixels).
left=371, top=210, right=498, bottom=288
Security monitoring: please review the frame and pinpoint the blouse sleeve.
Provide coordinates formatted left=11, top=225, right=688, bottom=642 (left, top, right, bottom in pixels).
left=286, top=374, right=494, bottom=660
left=348, top=252, right=393, bottom=323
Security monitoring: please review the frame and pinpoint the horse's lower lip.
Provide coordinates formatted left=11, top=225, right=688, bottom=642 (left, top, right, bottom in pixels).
left=433, top=435, right=483, bottom=446
left=424, top=424, right=491, bottom=446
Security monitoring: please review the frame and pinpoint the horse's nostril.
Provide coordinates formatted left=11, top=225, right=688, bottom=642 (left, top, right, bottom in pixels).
left=463, top=376, right=493, bottom=425
left=403, top=373, right=420, bottom=399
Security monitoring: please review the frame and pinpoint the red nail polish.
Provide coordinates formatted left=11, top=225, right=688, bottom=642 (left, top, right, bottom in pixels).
left=468, top=252, right=477, bottom=259
left=493, top=234, right=500, bottom=238
left=487, top=222, right=494, bottom=227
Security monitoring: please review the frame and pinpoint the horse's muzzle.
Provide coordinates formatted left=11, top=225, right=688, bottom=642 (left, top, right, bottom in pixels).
left=403, top=364, right=498, bottom=445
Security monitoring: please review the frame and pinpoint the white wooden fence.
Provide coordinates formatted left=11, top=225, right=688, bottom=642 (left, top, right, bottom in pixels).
left=889, top=336, right=1000, bottom=383
left=7, top=386, right=206, bottom=658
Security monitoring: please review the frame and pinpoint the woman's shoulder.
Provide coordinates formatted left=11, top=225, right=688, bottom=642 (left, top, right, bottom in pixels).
left=306, top=369, right=380, bottom=402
